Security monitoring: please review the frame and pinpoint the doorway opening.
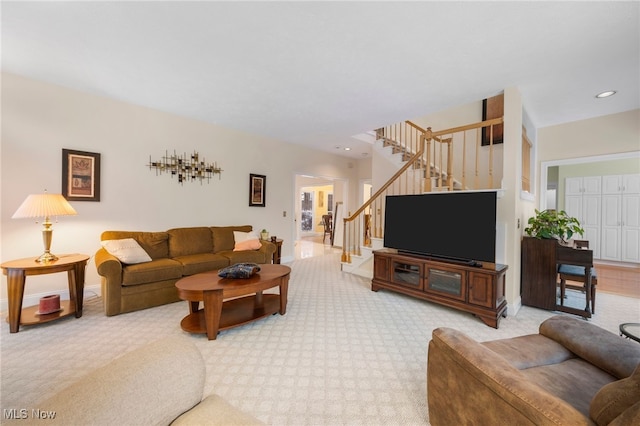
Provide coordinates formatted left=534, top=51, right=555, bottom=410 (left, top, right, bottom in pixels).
left=294, top=174, right=347, bottom=259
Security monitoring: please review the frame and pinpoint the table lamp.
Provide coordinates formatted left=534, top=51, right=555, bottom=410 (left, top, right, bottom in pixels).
left=12, top=191, right=78, bottom=263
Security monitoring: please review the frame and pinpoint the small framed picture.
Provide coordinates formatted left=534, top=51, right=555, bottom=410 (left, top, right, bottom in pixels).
left=62, top=149, right=101, bottom=201
left=249, top=173, right=266, bottom=207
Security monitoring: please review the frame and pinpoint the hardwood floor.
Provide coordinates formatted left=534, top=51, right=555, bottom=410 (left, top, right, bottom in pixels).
left=594, top=262, right=640, bottom=299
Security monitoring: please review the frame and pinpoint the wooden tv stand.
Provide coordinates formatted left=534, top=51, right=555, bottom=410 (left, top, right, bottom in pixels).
left=372, top=249, right=508, bottom=328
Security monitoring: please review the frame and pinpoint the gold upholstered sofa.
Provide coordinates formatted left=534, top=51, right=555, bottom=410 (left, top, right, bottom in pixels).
left=95, top=226, right=275, bottom=316
left=427, top=315, right=640, bottom=425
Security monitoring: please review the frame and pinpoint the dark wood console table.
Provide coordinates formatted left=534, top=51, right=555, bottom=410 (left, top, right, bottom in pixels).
left=521, top=237, right=593, bottom=318
left=372, top=249, right=508, bottom=328
left=271, top=238, right=283, bottom=264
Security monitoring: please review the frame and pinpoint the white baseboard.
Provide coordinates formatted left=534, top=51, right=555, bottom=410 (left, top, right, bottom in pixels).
left=507, top=296, right=523, bottom=317
left=0, top=284, right=102, bottom=313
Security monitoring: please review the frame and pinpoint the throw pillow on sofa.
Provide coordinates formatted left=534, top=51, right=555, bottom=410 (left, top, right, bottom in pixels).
left=233, top=231, right=262, bottom=251
left=101, top=238, right=152, bottom=264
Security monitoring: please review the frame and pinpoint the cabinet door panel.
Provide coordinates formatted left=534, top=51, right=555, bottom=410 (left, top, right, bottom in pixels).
left=565, top=195, right=583, bottom=223
left=622, top=194, right=640, bottom=228
left=603, top=175, right=622, bottom=194
left=602, top=195, right=621, bottom=227
left=622, top=193, right=640, bottom=263
left=601, top=227, right=622, bottom=260
left=425, top=266, right=465, bottom=301
left=391, top=260, right=423, bottom=290
left=468, top=272, right=493, bottom=308
left=623, top=174, right=640, bottom=194
left=373, top=256, right=390, bottom=281
left=565, top=177, right=583, bottom=195
left=583, top=176, right=602, bottom=194
left=622, top=228, right=640, bottom=263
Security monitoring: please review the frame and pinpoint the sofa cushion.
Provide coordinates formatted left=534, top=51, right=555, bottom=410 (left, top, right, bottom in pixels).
left=220, top=249, right=267, bottom=265
left=101, top=231, right=169, bottom=260
left=173, top=253, right=230, bottom=276
left=172, top=394, right=264, bottom=425
left=520, top=358, right=618, bottom=417
left=122, top=259, right=183, bottom=286
left=136, top=232, right=170, bottom=259
left=590, top=364, right=640, bottom=426
left=101, top=238, right=152, bottom=264
left=168, top=227, right=214, bottom=258
left=483, top=334, right=575, bottom=370
left=540, top=315, right=640, bottom=379
left=211, top=226, right=252, bottom=252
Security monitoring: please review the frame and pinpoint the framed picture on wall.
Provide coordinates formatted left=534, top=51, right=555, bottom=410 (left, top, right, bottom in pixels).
left=62, top=149, right=101, bottom=201
left=481, top=93, right=504, bottom=146
left=249, top=173, right=266, bottom=207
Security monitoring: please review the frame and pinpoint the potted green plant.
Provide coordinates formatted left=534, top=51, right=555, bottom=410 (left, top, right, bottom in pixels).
left=260, top=229, right=269, bottom=240
left=524, top=209, right=584, bottom=243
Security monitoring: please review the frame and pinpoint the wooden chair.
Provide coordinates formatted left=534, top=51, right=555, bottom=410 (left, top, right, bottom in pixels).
left=322, top=214, right=333, bottom=244
left=558, top=240, right=598, bottom=313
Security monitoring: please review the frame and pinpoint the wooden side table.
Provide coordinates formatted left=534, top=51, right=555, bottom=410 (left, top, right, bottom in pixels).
left=271, top=238, right=283, bottom=264
left=1, top=253, right=89, bottom=333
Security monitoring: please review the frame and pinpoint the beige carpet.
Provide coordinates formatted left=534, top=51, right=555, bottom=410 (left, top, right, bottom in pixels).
left=1, top=250, right=639, bottom=425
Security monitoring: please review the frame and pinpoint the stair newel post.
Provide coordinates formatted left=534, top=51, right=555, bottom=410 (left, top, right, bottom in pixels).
left=376, top=198, right=382, bottom=239
left=349, top=212, right=356, bottom=261
left=424, top=128, right=433, bottom=192
left=341, top=217, right=350, bottom=263
left=348, top=211, right=355, bottom=260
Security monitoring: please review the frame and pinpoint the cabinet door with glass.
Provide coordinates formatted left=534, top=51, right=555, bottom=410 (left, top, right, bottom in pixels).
left=390, top=259, right=423, bottom=290
left=425, top=265, right=466, bottom=302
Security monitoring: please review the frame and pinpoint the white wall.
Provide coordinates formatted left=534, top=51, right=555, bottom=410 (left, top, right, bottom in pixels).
left=1, top=73, right=366, bottom=302
left=536, top=109, right=640, bottom=209
left=537, top=109, right=640, bottom=164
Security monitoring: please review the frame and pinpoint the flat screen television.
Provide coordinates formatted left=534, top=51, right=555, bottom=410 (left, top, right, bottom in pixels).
left=384, top=191, right=497, bottom=265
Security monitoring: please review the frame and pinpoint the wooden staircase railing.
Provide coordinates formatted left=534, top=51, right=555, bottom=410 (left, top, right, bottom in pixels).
left=341, top=117, right=503, bottom=264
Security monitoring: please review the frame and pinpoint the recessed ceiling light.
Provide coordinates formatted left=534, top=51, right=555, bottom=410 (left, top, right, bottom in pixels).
left=595, top=91, right=616, bottom=99
left=344, top=147, right=351, bottom=151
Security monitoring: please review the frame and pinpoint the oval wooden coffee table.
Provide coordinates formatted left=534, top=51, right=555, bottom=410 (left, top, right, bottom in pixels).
left=175, top=264, right=291, bottom=340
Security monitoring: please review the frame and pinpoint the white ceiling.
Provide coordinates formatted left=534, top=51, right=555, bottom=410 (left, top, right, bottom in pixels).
left=2, top=1, right=638, bottom=159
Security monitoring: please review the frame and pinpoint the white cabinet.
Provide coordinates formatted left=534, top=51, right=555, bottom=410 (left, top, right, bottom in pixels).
left=566, top=174, right=640, bottom=263
left=601, top=174, right=640, bottom=263
left=565, top=176, right=601, bottom=259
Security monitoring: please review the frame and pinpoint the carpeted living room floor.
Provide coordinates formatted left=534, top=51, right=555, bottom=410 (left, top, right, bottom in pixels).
left=1, top=246, right=639, bottom=425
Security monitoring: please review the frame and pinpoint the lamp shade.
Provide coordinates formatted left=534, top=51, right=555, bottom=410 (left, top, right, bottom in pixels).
left=12, top=193, right=77, bottom=219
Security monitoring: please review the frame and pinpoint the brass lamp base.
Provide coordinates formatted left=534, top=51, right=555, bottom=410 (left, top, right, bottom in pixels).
left=36, top=251, right=58, bottom=263
left=36, top=221, right=58, bottom=263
